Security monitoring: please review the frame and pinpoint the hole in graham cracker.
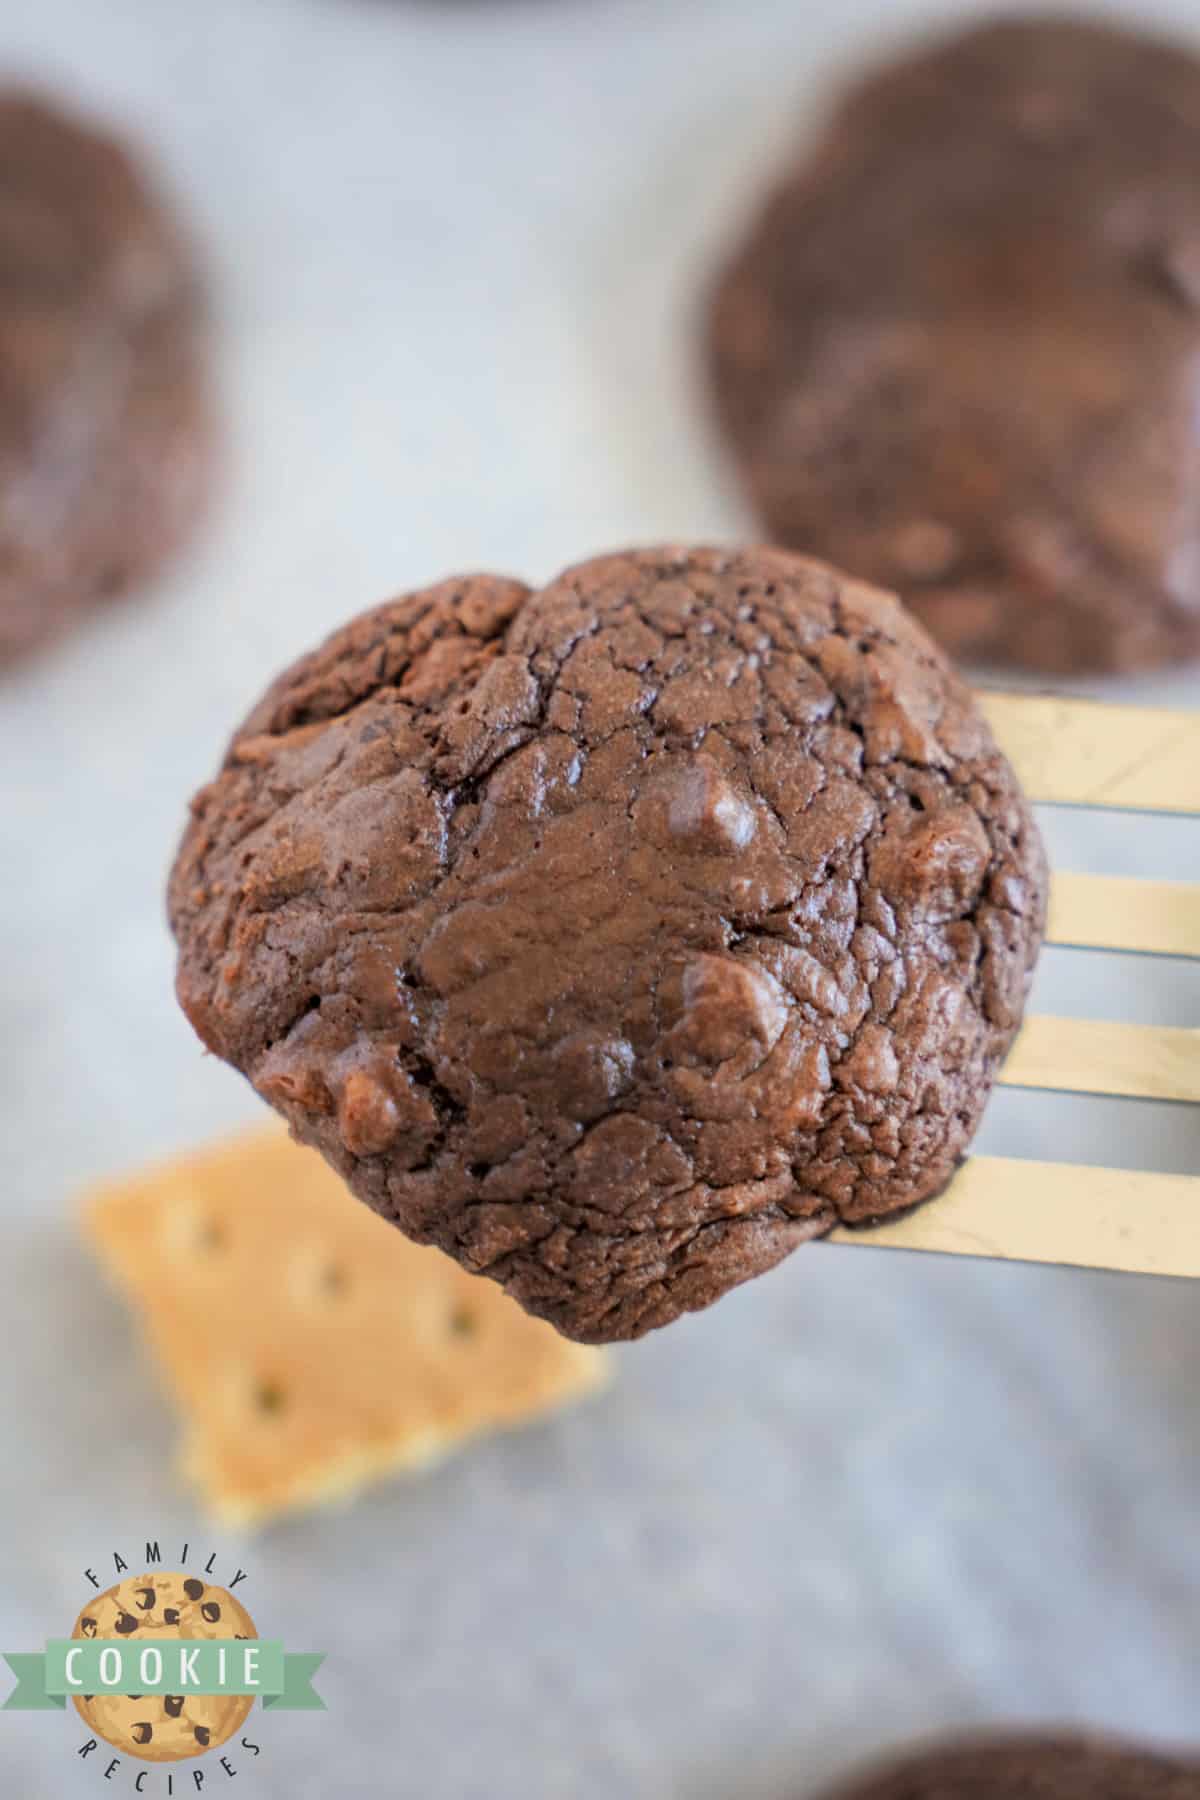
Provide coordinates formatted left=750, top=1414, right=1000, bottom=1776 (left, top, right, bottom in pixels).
left=287, top=1245, right=355, bottom=1309
left=163, top=1201, right=231, bottom=1267
left=320, top=1263, right=347, bottom=1298
left=254, top=1380, right=287, bottom=1417
left=448, top=1306, right=476, bottom=1339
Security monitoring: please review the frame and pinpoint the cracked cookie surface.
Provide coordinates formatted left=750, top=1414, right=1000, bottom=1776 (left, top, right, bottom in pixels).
left=0, top=91, right=211, bottom=666
left=710, top=17, right=1200, bottom=674
left=170, top=546, right=1046, bottom=1342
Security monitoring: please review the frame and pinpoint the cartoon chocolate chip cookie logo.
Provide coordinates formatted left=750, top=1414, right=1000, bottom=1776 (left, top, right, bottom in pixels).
left=70, top=1573, right=259, bottom=1763
left=4, top=1547, right=323, bottom=1786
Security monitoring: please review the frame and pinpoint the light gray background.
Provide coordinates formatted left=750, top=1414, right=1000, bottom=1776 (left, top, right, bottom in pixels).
left=1, top=0, right=1198, bottom=1794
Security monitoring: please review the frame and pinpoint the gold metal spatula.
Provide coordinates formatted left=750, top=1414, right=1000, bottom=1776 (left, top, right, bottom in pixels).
left=830, top=694, right=1200, bottom=1279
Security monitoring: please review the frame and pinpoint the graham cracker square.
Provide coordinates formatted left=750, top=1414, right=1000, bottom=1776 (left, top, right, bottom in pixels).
left=82, top=1127, right=609, bottom=1527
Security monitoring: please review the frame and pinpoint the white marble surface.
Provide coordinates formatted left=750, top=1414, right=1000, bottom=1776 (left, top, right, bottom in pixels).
left=1, top=0, right=1198, bottom=1794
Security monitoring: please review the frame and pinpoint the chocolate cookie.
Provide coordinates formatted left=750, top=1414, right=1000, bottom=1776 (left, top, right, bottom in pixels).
left=72, top=1574, right=255, bottom=1762
left=0, top=91, right=211, bottom=667
left=170, top=547, right=1046, bottom=1343
left=709, top=17, right=1200, bottom=674
left=819, top=1734, right=1199, bottom=1800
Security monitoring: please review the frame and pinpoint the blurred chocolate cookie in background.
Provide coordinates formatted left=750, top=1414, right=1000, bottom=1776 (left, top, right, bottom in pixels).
left=0, top=92, right=212, bottom=667
left=709, top=17, right=1200, bottom=674
left=817, top=1734, right=1200, bottom=1800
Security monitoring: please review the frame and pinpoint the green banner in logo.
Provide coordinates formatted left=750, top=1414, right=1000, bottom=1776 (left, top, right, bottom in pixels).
left=261, top=1653, right=325, bottom=1711
left=2, top=1655, right=65, bottom=1713
left=4, top=1643, right=324, bottom=1712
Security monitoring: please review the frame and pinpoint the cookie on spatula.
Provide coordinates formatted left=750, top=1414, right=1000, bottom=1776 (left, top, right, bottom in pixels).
left=82, top=1128, right=609, bottom=1528
left=170, top=546, right=1046, bottom=1343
